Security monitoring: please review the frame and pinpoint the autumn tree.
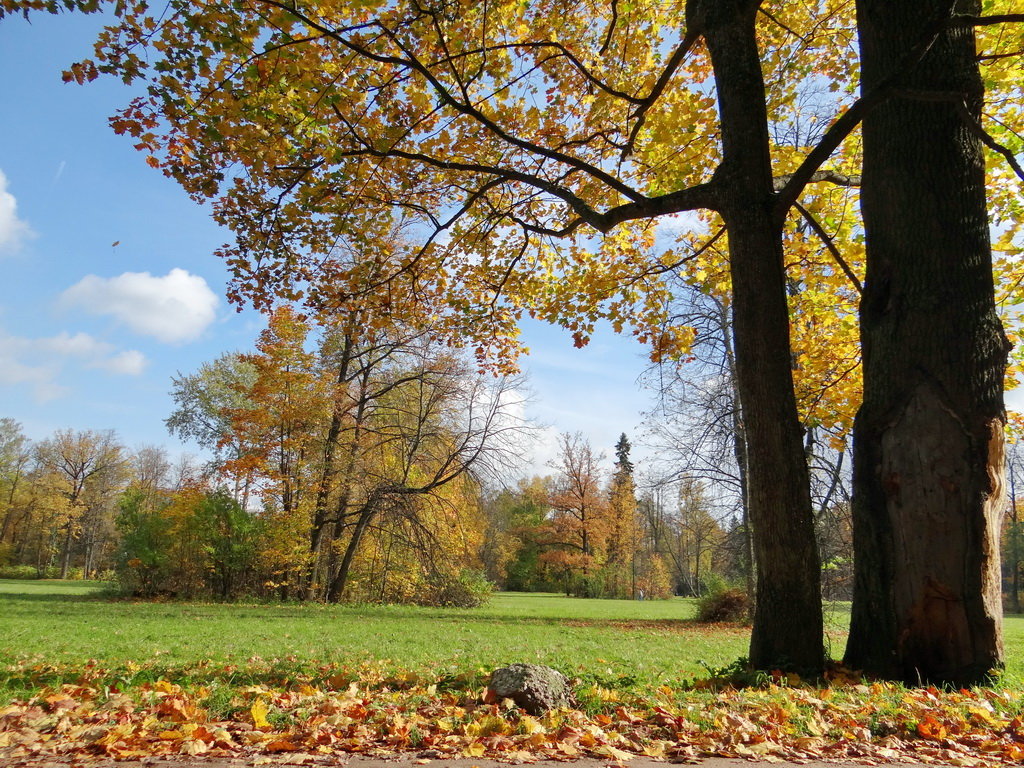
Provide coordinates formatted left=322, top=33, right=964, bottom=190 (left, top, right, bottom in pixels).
left=115, top=486, right=174, bottom=596
left=324, top=338, right=530, bottom=603
left=480, top=477, right=550, bottom=590
left=5, top=0, right=871, bottom=670
left=167, top=304, right=533, bottom=603
left=34, top=429, right=127, bottom=578
left=543, top=433, right=609, bottom=596
left=115, top=479, right=264, bottom=599
left=673, top=477, right=725, bottom=596
left=193, top=489, right=262, bottom=599
left=0, top=419, right=32, bottom=565
left=166, top=352, right=259, bottom=505
left=131, top=446, right=172, bottom=495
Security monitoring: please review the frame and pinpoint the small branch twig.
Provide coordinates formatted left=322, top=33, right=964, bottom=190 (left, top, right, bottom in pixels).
left=793, top=201, right=863, bottom=295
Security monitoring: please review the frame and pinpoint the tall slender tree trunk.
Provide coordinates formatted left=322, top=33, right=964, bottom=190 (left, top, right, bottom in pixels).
left=1009, top=467, right=1019, bottom=614
left=60, top=520, right=75, bottom=579
left=721, top=302, right=756, bottom=606
left=303, top=339, right=353, bottom=600
left=327, top=492, right=382, bottom=602
left=846, top=0, right=1008, bottom=685
left=1008, top=455, right=1020, bottom=614
left=696, top=0, right=824, bottom=674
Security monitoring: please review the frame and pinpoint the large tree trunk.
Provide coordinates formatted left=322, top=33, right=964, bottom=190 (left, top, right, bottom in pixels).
left=846, top=0, right=1008, bottom=685
left=698, top=0, right=824, bottom=674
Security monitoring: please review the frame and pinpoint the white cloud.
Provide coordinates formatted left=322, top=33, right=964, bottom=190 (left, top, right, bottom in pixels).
left=0, top=169, right=33, bottom=254
left=42, top=331, right=112, bottom=358
left=60, top=268, right=218, bottom=343
left=94, top=349, right=147, bottom=376
left=0, top=328, right=146, bottom=402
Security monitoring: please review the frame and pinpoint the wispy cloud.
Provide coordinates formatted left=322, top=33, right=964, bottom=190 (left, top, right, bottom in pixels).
left=95, top=349, right=147, bottom=376
left=60, top=268, right=219, bottom=343
left=0, top=328, right=146, bottom=402
left=0, top=168, right=34, bottom=254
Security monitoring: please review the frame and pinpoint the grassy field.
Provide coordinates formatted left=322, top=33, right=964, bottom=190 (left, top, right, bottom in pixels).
left=1, top=579, right=1021, bottom=702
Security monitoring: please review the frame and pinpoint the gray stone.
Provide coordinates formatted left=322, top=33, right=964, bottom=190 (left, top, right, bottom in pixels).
left=486, top=663, right=575, bottom=715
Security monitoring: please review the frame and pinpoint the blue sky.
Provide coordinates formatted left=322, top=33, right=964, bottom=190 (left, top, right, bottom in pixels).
left=0, top=10, right=655, bottom=474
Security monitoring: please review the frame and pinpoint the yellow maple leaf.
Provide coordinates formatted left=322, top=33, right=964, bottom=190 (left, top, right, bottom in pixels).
left=251, top=698, right=271, bottom=730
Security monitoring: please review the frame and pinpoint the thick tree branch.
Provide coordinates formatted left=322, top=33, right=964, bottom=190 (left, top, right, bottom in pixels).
left=773, top=170, right=861, bottom=191
left=600, top=0, right=619, bottom=55
left=949, top=13, right=1024, bottom=28
left=978, top=48, right=1024, bottom=62
left=773, top=92, right=886, bottom=223
left=773, top=6, right=981, bottom=222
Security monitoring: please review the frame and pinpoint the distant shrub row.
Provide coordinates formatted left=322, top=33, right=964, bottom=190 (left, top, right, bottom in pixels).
left=0, top=564, right=115, bottom=580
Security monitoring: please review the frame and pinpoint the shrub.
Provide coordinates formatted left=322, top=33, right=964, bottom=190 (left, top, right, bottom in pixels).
left=412, top=570, right=494, bottom=608
left=0, top=564, right=41, bottom=580
left=696, top=586, right=750, bottom=623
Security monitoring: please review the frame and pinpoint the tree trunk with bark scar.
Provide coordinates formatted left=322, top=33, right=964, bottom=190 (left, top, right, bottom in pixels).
left=697, top=0, right=824, bottom=674
left=846, top=0, right=1009, bottom=686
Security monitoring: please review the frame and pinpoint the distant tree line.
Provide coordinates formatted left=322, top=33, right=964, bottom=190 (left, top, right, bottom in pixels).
left=3, top=303, right=1024, bottom=611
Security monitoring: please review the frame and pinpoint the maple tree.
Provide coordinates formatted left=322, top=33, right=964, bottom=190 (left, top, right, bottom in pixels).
left=64, top=0, right=847, bottom=673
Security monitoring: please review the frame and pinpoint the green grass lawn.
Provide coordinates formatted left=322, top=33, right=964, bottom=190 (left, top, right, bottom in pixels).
left=0, top=579, right=1021, bottom=702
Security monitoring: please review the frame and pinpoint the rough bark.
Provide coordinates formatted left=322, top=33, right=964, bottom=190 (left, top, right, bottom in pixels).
left=697, top=0, right=824, bottom=674
left=846, top=0, right=1009, bottom=685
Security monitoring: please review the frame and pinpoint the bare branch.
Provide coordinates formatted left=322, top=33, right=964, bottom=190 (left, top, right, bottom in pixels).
left=773, top=8, right=967, bottom=221
left=622, top=29, right=702, bottom=158
left=792, top=201, right=863, bottom=294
